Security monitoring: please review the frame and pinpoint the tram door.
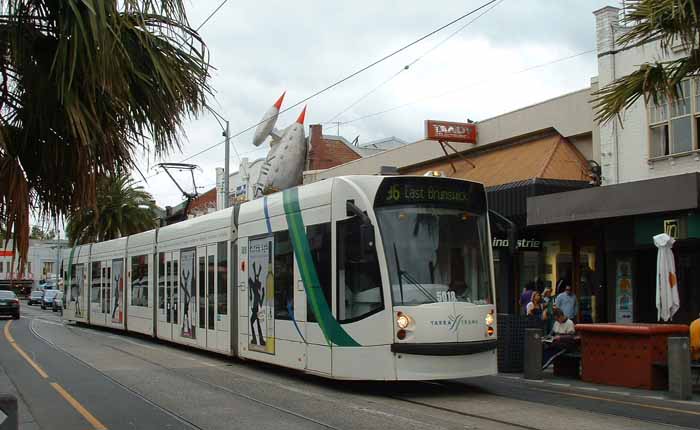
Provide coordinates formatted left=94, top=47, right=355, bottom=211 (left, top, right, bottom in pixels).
left=301, top=222, right=333, bottom=375
left=196, top=245, right=217, bottom=350
left=157, top=252, right=179, bottom=341
left=90, top=260, right=111, bottom=326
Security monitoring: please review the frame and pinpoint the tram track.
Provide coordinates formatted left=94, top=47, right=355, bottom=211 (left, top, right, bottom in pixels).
left=28, top=316, right=345, bottom=430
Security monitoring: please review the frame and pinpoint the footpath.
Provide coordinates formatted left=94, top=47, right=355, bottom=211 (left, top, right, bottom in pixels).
left=0, top=362, right=39, bottom=430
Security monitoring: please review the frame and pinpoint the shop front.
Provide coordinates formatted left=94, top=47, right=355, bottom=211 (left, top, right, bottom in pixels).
left=528, top=173, right=700, bottom=325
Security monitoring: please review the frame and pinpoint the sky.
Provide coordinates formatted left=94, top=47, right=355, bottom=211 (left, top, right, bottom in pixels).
left=135, top=0, right=615, bottom=209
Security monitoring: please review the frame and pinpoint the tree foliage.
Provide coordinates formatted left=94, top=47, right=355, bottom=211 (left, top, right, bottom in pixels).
left=0, top=1, right=211, bottom=263
left=30, top=226, right=55, bottom=241
left=594, top=0, right=700, bottom=123
left=66, top=175, right=159, bottom=246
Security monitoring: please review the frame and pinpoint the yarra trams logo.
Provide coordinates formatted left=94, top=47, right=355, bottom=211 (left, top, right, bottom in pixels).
left=429, top=314, right=479, bottom=332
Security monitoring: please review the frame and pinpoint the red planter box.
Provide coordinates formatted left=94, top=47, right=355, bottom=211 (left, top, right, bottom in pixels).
left=576, top=323, right=689, bottom=389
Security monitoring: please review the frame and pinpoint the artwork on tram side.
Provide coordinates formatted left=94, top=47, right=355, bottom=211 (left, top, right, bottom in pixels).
left=112, top=259, right=124, bottom=324
left=72, top=264, right=84, bottom=318
left=248, top=236, right=275, bottom=354
left=180, top=248, right=196, bottom=339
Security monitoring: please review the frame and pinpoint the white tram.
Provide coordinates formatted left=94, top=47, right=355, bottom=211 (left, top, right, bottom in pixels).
left=63, top=175, right=497, bottom=380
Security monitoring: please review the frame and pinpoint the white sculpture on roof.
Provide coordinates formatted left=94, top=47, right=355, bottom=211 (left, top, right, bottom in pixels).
left=251, top=92, right=308, bottom=198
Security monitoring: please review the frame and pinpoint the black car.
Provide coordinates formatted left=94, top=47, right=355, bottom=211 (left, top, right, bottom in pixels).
left=41, top=289, right=59, bottom=310
left=0, top=290, right=20, bottom=319
left=28, top=290, right=44, bottom=306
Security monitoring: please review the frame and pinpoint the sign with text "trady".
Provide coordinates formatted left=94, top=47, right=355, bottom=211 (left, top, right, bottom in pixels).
left=424, top=120, right=477, bottom=143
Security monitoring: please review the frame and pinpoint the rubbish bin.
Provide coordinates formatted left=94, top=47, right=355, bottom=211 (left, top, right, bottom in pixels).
left=497, top=313, right=544, bottom=373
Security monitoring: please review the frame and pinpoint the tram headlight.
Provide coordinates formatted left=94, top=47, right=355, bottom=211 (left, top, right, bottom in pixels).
left=396, top=312, right=411, bottom=329
left=485, top=311, right=494, bottom=326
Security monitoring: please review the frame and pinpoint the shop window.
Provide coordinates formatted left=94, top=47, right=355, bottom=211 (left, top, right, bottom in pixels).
left=273, top=231, right=294, bottom=320
left=307, top=223, right=331, bottom=323
left=130, top=255, right=149, bottom=307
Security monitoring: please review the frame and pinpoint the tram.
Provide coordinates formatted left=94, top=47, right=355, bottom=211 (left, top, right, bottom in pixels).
left=62, top=175, right=497, bottom=380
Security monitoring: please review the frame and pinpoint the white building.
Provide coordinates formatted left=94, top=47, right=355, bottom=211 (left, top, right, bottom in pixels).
left=0, top=239, right=69, bottom=290
left=595, top=6, right=700, bottom=185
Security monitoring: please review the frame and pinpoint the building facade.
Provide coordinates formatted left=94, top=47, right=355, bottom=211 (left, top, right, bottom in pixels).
left=527, top=6, right=700, bottom=325
left=1, top=239, right=69, bottom=293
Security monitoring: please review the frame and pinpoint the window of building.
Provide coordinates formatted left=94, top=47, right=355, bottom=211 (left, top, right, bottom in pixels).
left=0, top=261, right=3, bottom=273
left=307, top=223, right=332, bottom=323
left=131, top=255, right=149, bottom=307
left=217, top=241, right=227, bottom=315
left=337, top=217, right=383, bottom=322
left=649, top=79, right=697, bottom=157
left=273, top=231, right=294, bottom=320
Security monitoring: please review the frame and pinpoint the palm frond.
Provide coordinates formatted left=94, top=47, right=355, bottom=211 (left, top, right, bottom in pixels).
left=0, top=1, right=211, bottom=262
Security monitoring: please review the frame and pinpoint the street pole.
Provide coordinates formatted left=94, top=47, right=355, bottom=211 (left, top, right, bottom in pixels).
left=224, top=120, right=230, bottom=208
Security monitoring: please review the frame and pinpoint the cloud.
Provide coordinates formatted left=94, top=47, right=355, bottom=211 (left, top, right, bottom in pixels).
left=137, top=0, right=616, bottom=207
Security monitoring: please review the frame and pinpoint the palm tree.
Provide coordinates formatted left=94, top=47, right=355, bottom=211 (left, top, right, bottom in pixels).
left=594, top=0, right=700, bottom=123
left=66, top=175, right=159, bottom=246
left=0, top=1, right=211, bottom=263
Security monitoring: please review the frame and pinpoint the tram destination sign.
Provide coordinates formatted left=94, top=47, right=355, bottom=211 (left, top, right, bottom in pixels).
left=375, top=177, right=486, bottom=211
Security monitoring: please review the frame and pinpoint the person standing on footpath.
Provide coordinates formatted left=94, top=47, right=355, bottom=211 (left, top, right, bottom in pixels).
left=520, top=282, right=535, bottom=315
left=555, top=285, right=578, bottom=322
left=542, top=287, right=555, bottom=334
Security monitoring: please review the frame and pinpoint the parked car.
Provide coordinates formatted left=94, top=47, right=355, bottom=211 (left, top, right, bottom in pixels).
left=52, top=291, right=64, bottom=314
left=41, top=289, right=59, bottom=310
left=0, top=290, right=20, bottom=319
left=27, top=290, right=44, bottom=306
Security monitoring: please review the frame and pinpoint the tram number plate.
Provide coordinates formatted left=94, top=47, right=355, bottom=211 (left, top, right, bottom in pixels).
left=437, top=291, right=457, bottom=303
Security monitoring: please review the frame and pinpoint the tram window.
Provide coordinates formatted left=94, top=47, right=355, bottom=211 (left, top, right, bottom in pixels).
left=208, top=255, right=215, bottom=329
left=199, top=256, right=205, bottom=329
left=337, top=217, right=383, bottom=322
left=91, top=262, right=101, bottom=305
left=158, top=253, right=165, bottom=310
left=217, top=241, right=227, bottom=315
left=273, top=231, right=294, bottom=321
left=105, top=267, right=112, bottom=314
left=307, top=223, right=331, bottom=323
left=130, top=255, right=149, bottom=307
left=172, top=260, right=178, bottom=324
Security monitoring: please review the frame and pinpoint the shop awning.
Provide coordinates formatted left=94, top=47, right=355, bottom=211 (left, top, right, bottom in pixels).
left=527, top=173, right=700, bottom=226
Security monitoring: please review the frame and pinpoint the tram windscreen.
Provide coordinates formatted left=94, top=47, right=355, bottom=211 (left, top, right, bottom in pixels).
left=375, top=177, right=493, bottom=306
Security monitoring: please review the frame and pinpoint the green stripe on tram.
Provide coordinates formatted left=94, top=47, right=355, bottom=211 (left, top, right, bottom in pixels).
left=283, top=188, right=360, bottom=347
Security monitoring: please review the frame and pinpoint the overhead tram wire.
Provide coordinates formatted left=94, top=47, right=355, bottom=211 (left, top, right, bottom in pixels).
left=325, top=0, right=506, bottom=124
left=338, top=48, right=597, bottom=126
left=145, top=0, right=500, bottom=176
left=196, top=0, right=231, bottom=32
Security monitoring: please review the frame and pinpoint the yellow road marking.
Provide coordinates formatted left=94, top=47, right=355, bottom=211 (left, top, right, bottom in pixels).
left=3, top=320, right=48, bottom=378
left=533, top=387, right=700, bottom=416
left=51, top=382, right=108, bottom=430
left=3, top=319, right=14, bottom=342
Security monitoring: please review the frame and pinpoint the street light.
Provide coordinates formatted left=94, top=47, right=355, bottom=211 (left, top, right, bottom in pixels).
left=208, top=107, right=238, bottom=209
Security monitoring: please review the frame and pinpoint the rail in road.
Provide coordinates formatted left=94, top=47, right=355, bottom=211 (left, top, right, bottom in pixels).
left=2, top=306, right=698, bottom=430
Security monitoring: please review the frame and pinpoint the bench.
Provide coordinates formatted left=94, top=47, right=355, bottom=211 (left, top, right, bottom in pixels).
left=554, top=352, right=581, bottom=378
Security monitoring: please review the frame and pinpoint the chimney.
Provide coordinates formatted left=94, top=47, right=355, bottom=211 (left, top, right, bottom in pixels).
left=308, top=124, right=324, bottom=170
left=594, top=6, right=620, bottom=55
